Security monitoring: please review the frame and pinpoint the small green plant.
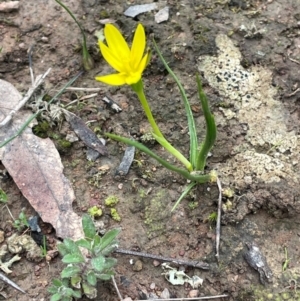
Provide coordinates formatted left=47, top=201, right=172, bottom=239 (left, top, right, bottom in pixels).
left=55, top=0, right=94, bottom=71
left=13, top=210, right=29, bottom=231
left=282, top=247, right=291, bottom=272
left=96, top=24, right=217, bottom=210
left=40, top=235, right=47, bottom=258
left=48, top=215, right=120, bottom=300
left=0, top=188, right=7, bottom=203
left=208, top=211, right=218, bottom=224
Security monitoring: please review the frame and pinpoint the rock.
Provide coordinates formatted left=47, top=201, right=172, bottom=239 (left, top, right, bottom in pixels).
left=132, top=260, right=143, bottom=272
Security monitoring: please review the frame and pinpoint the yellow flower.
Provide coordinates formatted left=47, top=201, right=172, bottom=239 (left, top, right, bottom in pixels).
left=95, top=24, right=149, bottom=86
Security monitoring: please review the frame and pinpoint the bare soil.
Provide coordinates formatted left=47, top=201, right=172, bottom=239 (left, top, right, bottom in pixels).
left=1, top=0, right=300, bottom=300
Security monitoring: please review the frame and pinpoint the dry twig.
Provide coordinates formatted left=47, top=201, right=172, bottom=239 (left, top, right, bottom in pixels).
left=115, top=248, right=209, bottom=270
left=126, top=294, right=228, bottom=301
left=0, top=68, right=51, bottom=127
left=215, top=177, right=222, bottom=261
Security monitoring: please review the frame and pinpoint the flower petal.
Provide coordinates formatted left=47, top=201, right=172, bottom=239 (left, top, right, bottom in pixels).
left=130, top=24, right=146, bottom=70
left=104, top=24, right=130, bottom=60
left=125, top=72, right=142, bottom=85
left=137, top=52, right=150, bottom=75
left=99, top=41, right=125, bottom=72
left=95, top=73, right=126, bottom=86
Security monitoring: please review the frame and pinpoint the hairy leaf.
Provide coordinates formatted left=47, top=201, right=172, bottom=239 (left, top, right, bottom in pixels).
left=61, top=266, right=81, bottom=278
left=62, top=253, right=85, bottom=264
left=82, top=214, right=96, bottom=239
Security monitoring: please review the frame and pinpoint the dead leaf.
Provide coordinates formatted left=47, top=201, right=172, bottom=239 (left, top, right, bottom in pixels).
left=0, top=79, right=84, bottom=241
left=62, top=109, right=107, bottom=156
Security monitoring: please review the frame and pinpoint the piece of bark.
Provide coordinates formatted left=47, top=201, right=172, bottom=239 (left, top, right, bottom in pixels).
left=63, top=109, right=107, bottom=156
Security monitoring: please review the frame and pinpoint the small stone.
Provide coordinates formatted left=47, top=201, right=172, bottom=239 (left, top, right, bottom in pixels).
left=0, top=230, right=4, bottom=243
left=150, top=282, right=155, bottom=290
left=160, top=288, right=170, bottom=299
left=188, top=290, right=199, bottom=298
left=179, top=250, right=185, bottom=256
left=153, top=260, right=160, bottom=266
left=132, top=260, right=143, bottom=272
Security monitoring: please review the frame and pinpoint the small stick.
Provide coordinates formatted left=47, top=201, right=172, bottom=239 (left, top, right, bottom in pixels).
left=111, top=275, right=123, bottom=301
left=215, top=177, right=222, bottom=261
left=114, top=248, right=209, bottom=270
left=130, top=295, right=228, bottom=301
left=65, top=87, right=102, bottom=92
left=0, top=68, right=52, bottom=127
left=0, top=272, right=25, bottom=294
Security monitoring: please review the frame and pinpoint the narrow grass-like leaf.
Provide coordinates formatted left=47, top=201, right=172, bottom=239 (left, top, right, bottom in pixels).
left=171, top=182, right=197, bottom=212
left=195, top=75, right=217, bottom=171
left=106, top=133, right=211, bottom=183
left=152, top=39, right=198, bottom=167
left=152, top=133, right=192, bottom=171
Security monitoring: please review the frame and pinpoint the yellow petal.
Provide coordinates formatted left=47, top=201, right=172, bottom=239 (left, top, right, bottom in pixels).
left=125, top=72, right=142, bottom=85
left=137, top=52, right=149, bottom=74
left=99, top=41, right=124, bottom=72
left=95, top=73, right=127, bottom=86
left=104, top=24, right=130, bottom=60
left=130, top=24, right=146, bottom=70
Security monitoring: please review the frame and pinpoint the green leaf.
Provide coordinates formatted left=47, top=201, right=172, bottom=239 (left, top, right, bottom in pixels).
left=70, top=275, right=81, bottom=289
left=50, top=293, right=62, bottom=301
left=51, top=278, right=63, bottom=287
left=106, top=134, right=212, bottom=183
left=64, top=288, right=74, bottom=297
left=0, top=189, right=8, bottom=203
left=101, top=257, right=117, bottom=271
left=171, top=182, right=197, bottom=212
left=57, top=244, right=69, bottom=256
left=91, top=256, right=105, bottom=272
left=100, top=244, right=118, bottom=256
left=153, top=39, right=198, bottom=168
left=99, top=228, right=120, bottom=252
left=82, top=214, right=96, bottom=239
left=63, top=238, right=81, bottom=255
left=72, top=290, right=82, bottom=298
left=86, top=271, right=97, bottom=286
left=98, top=273, right=113, bottom=280
left=62, top=253, right=85, bottom=264
left=196, top=75, right=217, bottom=171
left=75, top=238, right=91, bottom=250
left=82, top=283, right=97, bottom=299
left=61, top=266, right=81, bottom=278
left=48, top=286, right=59, bottom=294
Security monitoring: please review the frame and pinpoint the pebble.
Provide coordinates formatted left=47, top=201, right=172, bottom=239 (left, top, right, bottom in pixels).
left=153, top=260, right=160, bottom=266
left=132, top=260, right=143, bottom=272
left=160, top=288, right=170, bottom=299
left=188, top=290, right=199, bottom=298
left=150, top=282, right=156, bottom=290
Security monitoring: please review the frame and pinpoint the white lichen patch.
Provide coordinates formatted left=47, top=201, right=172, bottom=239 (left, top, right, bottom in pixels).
left=198, top=34, right=299, bottom=187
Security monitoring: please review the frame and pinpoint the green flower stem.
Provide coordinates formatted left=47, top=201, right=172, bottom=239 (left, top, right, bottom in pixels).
left=106, top=133, right=210, bottom=182
left=131, top=80, right=192, bottom=171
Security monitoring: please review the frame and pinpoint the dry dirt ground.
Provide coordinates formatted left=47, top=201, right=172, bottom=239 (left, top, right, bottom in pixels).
left=1, top=0, right=300, bottom=300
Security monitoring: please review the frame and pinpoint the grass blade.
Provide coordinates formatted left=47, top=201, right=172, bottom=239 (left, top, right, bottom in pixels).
left=152, top=39, right=198, bottom=168
left=196, top=75, right=217, bottom=171
left=171, top=182, right=197, bottom=212
left=106, top=133, right=211, bottom=183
